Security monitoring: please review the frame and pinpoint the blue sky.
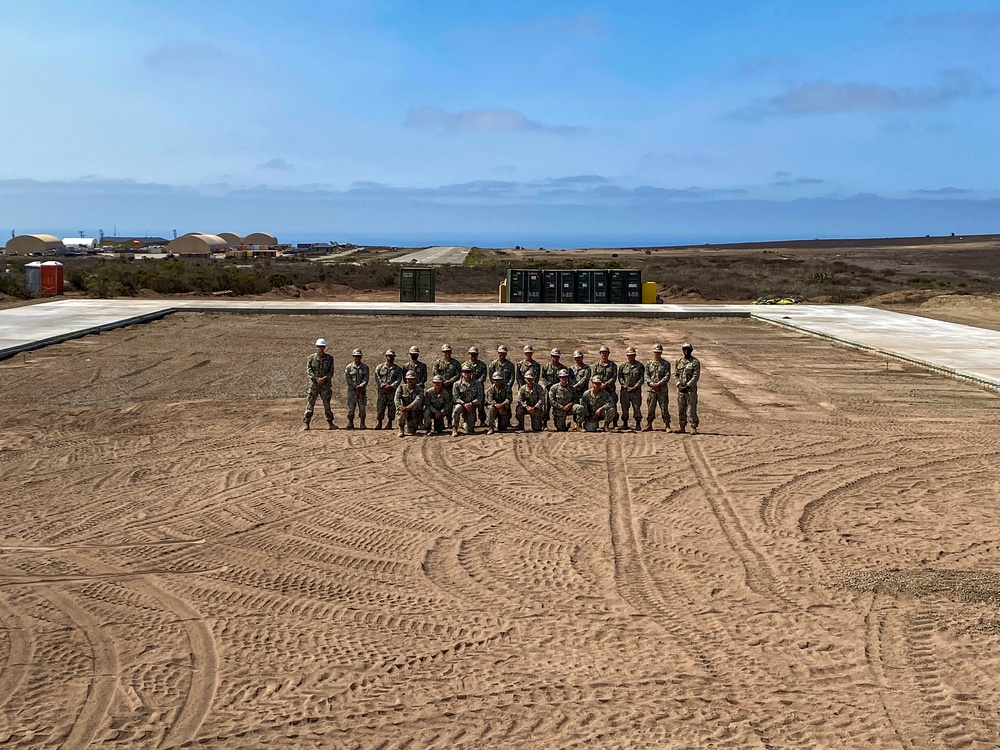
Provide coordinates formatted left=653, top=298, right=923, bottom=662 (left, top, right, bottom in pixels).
left=1, top=0, right=998, bottom=245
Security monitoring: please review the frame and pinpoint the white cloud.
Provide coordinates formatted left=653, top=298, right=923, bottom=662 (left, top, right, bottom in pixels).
left=405, top=106, right=582, bottom=135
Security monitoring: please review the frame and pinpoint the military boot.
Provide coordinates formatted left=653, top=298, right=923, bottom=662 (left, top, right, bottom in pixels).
left=642, top=420, right=652, bottom=432
left=328, top=420, right=336, bottom=430
left=674, top=425, right=687, bottom=434
left=486, top=426, right=495, bottom=435
left=303, top=419, right=311, bottom=431
left=691, top=425, right=698, bottom=434
left=347, top=418, right=355, bottom=430
left=635, top=419, right=642, bottom=431
left=452, top=425, right=460, bottom=437
left=375, top=419, right=382, bottom=430
left=359, top=418, right=366, bottom=429
left=398, top=424, right=406, bottom=437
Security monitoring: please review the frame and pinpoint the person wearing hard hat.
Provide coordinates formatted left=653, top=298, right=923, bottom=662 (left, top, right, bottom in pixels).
left=617, top=346, right=645, bottom=431
left=674, top=343, right=701, bottom=434
left=406, top=345, right=427, bottom=389
left=549, top=369, right=584, bottom=432
left=570, top=349, right=591, bottom=404
left=451, top=363, right=484, bottom=436
left=484, top=371, right=513, bottom=434
left=488, top=345, right=515, bottom=390
left=464, top=346, right=489, bottom=424
left=581, top=375, right=617, bottom=432
left=591, top=346, right=619, bottom=427
left=515, top=344, right=541, bottom=389
left=423, top=374, right=452, bottom=435
left=540, top=347, right=564, bottom=425
left=433, top=344, right=462, bottom=428
left=374, top=349, right=403, bottom=430
left=344, top=348, right=370, bottom=429
left=394, top=371, right=424, bottom=437
left=644, top=343, right=671, bottom=432
left=304, top=338, right=336, bottom=430
left=514, top=370, right=546, bottom=432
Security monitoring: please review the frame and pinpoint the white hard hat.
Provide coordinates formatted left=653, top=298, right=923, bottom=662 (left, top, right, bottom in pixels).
left=352, top=348, right=363, bottom=356
left=409, top=346, right=420, bottom=355
left=441, top=344, right=452, bottom=352
left=599, top=345, right=610, bottom=354
left=652, top=343, right=663, bottom=353
left=385, top=349, right=396, bottom=357
left=550, top=348, right=561, bottom=357
left=625, top=347, right=636, bottom=355
left=315, top=338, right=327, bottom=347
left=573, top=349, right=584, bottom=358
left=523, top=344, right=534, bottom=353
left=468, top=346, right=479, bottom=354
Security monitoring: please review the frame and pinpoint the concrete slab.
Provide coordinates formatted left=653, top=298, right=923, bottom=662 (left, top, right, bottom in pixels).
left=388, top=246, right=470, bottom=265
left=2, top=299, right=1000, bottom=391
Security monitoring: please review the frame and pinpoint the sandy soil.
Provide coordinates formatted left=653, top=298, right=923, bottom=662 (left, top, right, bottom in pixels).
left=2, top=313, right=1000, bottom=748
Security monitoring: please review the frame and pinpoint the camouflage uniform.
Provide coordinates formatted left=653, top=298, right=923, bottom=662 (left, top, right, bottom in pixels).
left=644, top=358, right=671, bottom=427
left=581, top=388, right=617, bottom=431
left=515, top=382, right=547, bottom=432
left=483, top=382, right=513, bottom=431
left=451, top=378, right=484, bottom=433
left=434, top=357, right=462, bottom=425
left=422, top=387, right=452, bottom=433
left=548, top=382, right=584, bottom=431
left=304, top=352, right=335, bottom=424
left=571, top=362, right=592, bottom=402
left=406, top=359, right=428, bottom=388
left=515, top=358, right=541, bottom=388
left=540, top=361, right=564, bottom=391
left=488, top=357, right=516, bottom=389
left=394, top=383, right=424, bottom=435
left=675, top=355, right=701, bottom=430
left=344, top=361, right=370, bottom=422
left=617, top=360, right=645, bottom=424
left=465, top=357, right=488, bottom=422
left=592, top=360, right=618, bottom=399
left=374, top=361, right=403, bottom=424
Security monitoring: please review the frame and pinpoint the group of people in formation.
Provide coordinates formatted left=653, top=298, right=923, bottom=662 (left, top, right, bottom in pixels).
left=305, top=338, right=702, bottom=437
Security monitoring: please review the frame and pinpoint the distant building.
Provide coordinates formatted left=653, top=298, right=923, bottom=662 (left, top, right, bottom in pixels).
left=244, top=232, right=278, bottom=249
left=102, top=236, right=170, bottom=249
left=62, top=237, right=97, bottom=250
left=5, top=234, right=64, bottom=255
left=217, top=232, right=245, bottom=246
left=166, top=233, right=230, bottom=257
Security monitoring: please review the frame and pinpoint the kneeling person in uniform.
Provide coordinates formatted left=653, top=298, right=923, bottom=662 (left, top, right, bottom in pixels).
left=484, top=372, right=513, bottom=434
left=395, top=371, right=424, bottom=437
left=451, top=364, right=483, bottom=436
left=423, top=375, right=452, bottom=435
left=549, top=369, right=584, bottom=431
left=515, top=371, right=546, bottom=432
left=582, top=375, right=618, bottom=432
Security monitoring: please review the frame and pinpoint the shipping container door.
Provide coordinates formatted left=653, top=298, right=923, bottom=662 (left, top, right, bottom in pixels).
left=507, top=270, right=525, bottom=303
left=399, top=268, right=416, bottom=302
left=608, top=270, right=627, bottom=303
left=542, top=270, right=559, bottom=303
left=592, top=270, right=609, bottom=303
left=575, top=270, right=592, bottom=303
left=526, top=270, right=542, bottom=303
left=559, top=271, right=575, bottom=303
left=417, top=268, right=435, bottom=302
left=625, top=270, right=641, bottom=304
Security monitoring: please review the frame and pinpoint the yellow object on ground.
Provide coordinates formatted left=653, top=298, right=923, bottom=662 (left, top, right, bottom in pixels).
left=499, top=280, right=507, bottom=303
left=641, top=281, right=658, bottom=304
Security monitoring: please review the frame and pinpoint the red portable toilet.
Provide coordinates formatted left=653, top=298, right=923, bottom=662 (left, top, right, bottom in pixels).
left=39, top=261, right=64, bottom=295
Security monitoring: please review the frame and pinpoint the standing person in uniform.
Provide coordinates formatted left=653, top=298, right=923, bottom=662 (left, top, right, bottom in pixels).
left=464, top=346, right=488, bottom=424
left=549, top=369, right=584, bottom=432
left=515, top=371, right=546, bottom=432
left=540, top=348, right=564, bottom=425
left=434, top=344, right=461, bottom=428
left=406, top=346, right=428, bottom=389
left=488, top=345, right=515, bottom=390
left=515, top=345, right=541, bottom=389
left=591, top=346, right=619, bottom=427
left=304, top=338, right=336, bottom=430
left=423, top=375, right=452, bottom=435
left=374, top=349, right=403, bottom=430
left=344, top=348, right=370, bottom=429
left=617, top=346, right=645, bottom=431
left=674, top=343, right=701, bottom=434
left=451, top=364, right=483, bottom=436
left=581, top=376, right=617, bottom=432
left=643, top=343, right=671, bottom=432
left=484, top=372, right=513, bottom=434
left=395, top=371, right=424, bottom=437
left=571, top=350, right=591, bottom=403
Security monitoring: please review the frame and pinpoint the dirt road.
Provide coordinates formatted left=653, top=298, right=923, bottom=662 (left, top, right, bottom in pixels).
left=2, top=313, right=999, bottom=748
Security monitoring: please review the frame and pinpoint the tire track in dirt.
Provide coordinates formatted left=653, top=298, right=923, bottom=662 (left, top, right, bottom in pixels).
left=862, top=594, right=915, bottom=750
left=0, top=586, right=34, bottom=712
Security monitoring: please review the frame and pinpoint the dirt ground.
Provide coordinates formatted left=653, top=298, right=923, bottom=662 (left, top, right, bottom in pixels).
left=2, top=313, right=1000, bottom=748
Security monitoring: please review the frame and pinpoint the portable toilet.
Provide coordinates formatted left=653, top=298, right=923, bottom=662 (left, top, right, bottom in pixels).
left=40, top=261, right=64, bottom=295
left=25, top=261, right=42, bottom=293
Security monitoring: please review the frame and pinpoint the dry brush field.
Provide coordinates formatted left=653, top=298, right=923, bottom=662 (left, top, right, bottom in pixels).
left=2, top=313, right=1000, bottom=749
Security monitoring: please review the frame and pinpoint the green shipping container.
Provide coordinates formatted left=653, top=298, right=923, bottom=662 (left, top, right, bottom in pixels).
left=399, top=267, right=436, bottom=302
